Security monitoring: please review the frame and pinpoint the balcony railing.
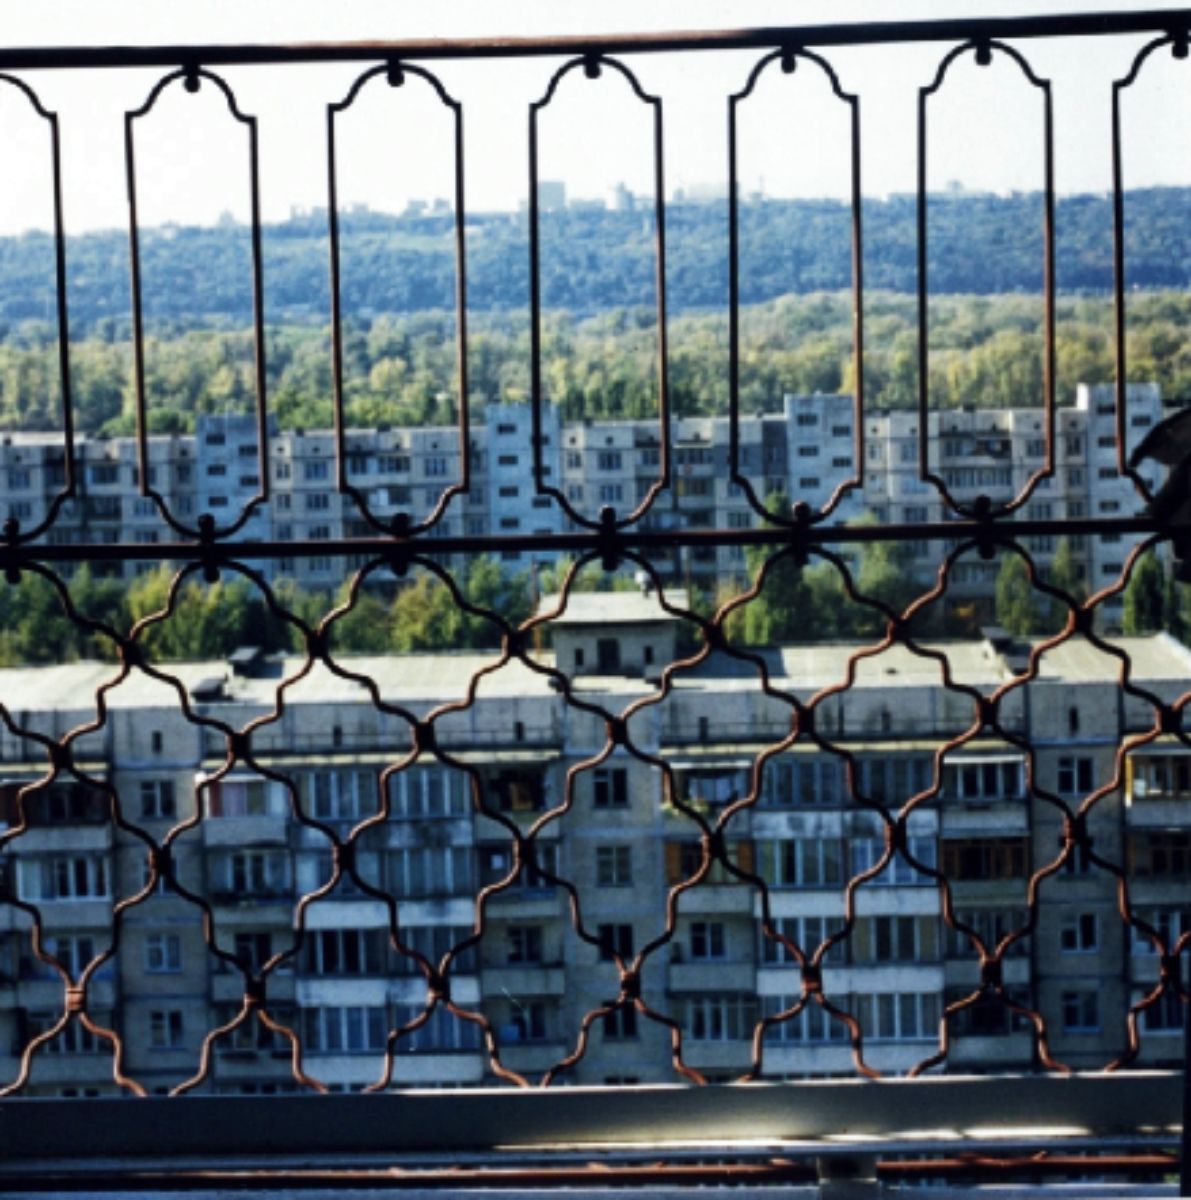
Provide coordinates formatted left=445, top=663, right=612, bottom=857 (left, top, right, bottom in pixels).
left=0, top=9, right=1187, bottom=1196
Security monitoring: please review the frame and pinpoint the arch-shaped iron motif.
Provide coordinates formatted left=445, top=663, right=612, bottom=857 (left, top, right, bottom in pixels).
left=728, top=47, right=864, bottom=528
left=917, top=40, right=1055, bottom=520
left=327, top=61, right=470, bottom=538
left=528, top=54, right=670, bottom=532
left=124, top=66, right=269, bottom=542
left=1112, top=33, right=1188, bottom=505
left=0, top=74, right=75, bottom=547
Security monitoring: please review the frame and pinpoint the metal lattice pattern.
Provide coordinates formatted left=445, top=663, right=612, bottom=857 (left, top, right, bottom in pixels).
left=0, top=12, right=1187, bottom=1101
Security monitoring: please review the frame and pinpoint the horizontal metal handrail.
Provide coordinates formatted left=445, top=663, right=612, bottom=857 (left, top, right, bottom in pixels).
left=0, top=10, right=1188, bottom=71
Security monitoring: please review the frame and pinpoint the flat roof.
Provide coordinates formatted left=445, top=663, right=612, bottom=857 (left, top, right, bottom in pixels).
left=0, top=634, right=1185, bottom=715
left=535, top=589, right=689, bottom=626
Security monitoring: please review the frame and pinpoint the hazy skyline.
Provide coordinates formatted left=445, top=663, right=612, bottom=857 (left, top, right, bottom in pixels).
left=0, top=0, right=1188, bottom=234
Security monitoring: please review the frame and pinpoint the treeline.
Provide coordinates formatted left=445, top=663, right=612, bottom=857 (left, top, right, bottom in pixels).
left=0, top=556, right=571, bottom=667
left=4, top=538, right=1182, bottom=670
left=1, top=188, right=1190, bottom=331
left=6, top=287, right=1191, bottom=436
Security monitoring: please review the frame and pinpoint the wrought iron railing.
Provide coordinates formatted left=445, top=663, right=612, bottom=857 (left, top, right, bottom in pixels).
left=0, top=9, right=1187, bottom=1194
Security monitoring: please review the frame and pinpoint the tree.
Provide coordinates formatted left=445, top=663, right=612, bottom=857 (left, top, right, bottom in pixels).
left=851, top=517, right=918, bottom=634
left=1047, top=537, right=1083, bottom=604
left=390, top=574, right=464, bottom=652
left=995, top=553, right=1050, bottom=636
left=324, top=581, right=393, bottom=655
left=1122, top=554, right=1166, bottom=635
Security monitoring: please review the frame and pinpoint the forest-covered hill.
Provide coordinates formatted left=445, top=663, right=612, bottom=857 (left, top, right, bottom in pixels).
left=0, top=187, right=1185, bottom=333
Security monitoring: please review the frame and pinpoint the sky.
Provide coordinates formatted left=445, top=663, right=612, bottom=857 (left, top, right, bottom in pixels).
left=0, top=0, right=1189, bottom=233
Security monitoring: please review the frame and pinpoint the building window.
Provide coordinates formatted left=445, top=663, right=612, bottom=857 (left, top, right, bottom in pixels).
left=757, top=838, right=843, bottom=888
left=1130, top=754, right=1191, bottom=799
left=18, top=856, right=109, bottom=901
left=852, top=915, right=938, bottom=963
left=678, top=769, right=746, bottom=811
left=139, top=779, right=176, bottom=820
left=206, top=777, right=280, bottom=818
left=42, top=934, right=98, bottom=978
left=149, top=1010, right=185, bottom=1050
left=224, top=851, right=289, bottom=897
left=1140, top=990, right=1185, bottom=1033
left=602, top=1005, right=638, bottom=1040
left=507, top=925, right=543, bottom=964
left=1059, top=912, right=1099, bottom=953
left=1130, top=907, right=1190, bottom=954
left=304, top=1006, right=387, bottom=1053
left=425, top=457, right=448, bottom=477
left=305, top=768, right=372, bottom=821
left=850, top=835, right=937, bottom=884
left=1128, top=831, right=1191, bottom=877
left=1061, top=990, right=1100, bottom=1033
left=305, top=492, right=330, bottom=510
left=760, top=916, right=845, bottom=965
left=233, top=932, right=275, bottom=974
left=596, top=845, right=632, bottom=887
left=145, top=934, right=182, bottom=974
left=592, top=767, right=628, bottom=809
left=1057, top=756, right=1095, bottom=795
left=389, top=845, right=474, bottom=898
left=597, top=923, right=633, bottom=961
left=945, top=908, right=1030, bottom=958
left=853, top=992, right=939, bottom=1041
left=32, top=1013, right=102, bottom=1054
left=597, top=450, right=622, bottom=471
left=487, top=768, right=544, bottom=813
left=505, top=999, right=549, bottom=1043
left=385, top=765, right=469, bottom=819
left=761, top=996, right=847, bottom=1043
left=681, top=994, right=756, bottom=1041
left=941, top=838, right=1027, bottom=881
left=688, top=921, right=725, bottom=960
left=942, top=758, right=1023, bottom=804
left=762, top=757, right=844, bottom=806
left=304, top=928, right=384, bottom=975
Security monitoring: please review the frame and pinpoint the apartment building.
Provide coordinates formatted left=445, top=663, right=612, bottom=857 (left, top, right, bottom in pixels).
left=0, top=594, right=1186, bottom=1095
left=0, top=383, right=1166, bottom=613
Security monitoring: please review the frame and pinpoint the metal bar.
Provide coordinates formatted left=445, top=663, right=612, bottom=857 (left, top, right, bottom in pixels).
left=0, top=1153, right=1179, bottom=1192
left=0, top=514, right=1168, bottom=564
left=1181, top=987, right=1190, bottom=1196
left=0, top=1073, right=1180, bottom=1161
left=0, top=11, right=1190, bottom=70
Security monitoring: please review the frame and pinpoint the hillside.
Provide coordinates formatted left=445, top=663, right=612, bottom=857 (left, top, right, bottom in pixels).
left=0, top=187, right=1185, bottom=333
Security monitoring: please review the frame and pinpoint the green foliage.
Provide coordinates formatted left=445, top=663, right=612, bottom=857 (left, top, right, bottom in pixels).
left=995, top=553, right=1050, bottom=636
left=1123, top=554, right=1166, bottom=635
left=732, top=501, right=919, bottom=645
left=127, top=567, right=255, bottom=661
left=0, top=557, right=535, bottom=667
left=1046, top=538, right=1083, bottom=605
left=4, top=285, right=1191, bottom=434
left=1, top=189, right=1186, bottom=336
